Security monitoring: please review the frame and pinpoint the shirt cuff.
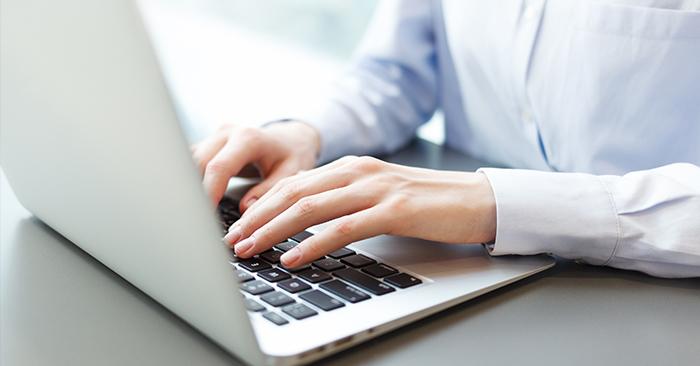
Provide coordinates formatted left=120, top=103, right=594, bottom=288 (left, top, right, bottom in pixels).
left=477, top=168, right=621, bottom=265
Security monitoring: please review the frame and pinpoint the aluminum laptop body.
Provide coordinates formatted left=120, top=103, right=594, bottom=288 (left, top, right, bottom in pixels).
left=0, top=0, right=555, bottom=364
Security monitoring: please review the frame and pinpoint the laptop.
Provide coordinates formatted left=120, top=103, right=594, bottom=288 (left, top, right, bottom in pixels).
left=0, top=0, right=555, bottom=364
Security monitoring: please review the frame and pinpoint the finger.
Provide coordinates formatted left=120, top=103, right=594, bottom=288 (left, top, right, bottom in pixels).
left=238, top=167, right=291, bottom=213
left=231, top=164, right=354, bottom=243
left=192, top=133, right=228, bottom=175
left=202, top=139, right=260, bottom=205
left=232, top=185, right=375, bottom=257
left=280, top=206, right=388, bottom=267
left=243, top=155, right=358, bottom=215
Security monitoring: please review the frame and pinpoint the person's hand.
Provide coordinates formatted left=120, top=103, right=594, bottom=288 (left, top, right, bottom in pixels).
left=191, top=121, right=320, bottom=211
left=225, top=156, right=497, bottom=268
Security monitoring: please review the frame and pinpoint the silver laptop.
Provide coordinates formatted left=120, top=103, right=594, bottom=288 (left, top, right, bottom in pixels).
left=0, top=0, right=555, bottom=364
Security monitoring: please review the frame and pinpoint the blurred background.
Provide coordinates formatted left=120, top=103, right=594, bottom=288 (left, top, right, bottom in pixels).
left=140, top=0, right=443, bottom=146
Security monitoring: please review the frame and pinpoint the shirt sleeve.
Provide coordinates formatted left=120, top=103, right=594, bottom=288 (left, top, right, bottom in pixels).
left=478, top=163, right=700, bottom=278
left=283, top=0, right=439, bottom=163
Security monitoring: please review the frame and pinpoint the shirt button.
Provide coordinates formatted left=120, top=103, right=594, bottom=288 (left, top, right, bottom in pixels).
left=523, top=4, right=538, bottom=21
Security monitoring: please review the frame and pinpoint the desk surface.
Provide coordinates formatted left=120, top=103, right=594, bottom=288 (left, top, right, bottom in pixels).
left=2, top=139, right=699, bottom=366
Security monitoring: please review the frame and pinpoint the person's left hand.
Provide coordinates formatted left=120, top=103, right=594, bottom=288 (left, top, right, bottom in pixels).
left=225, top=156, right=497, bottom=268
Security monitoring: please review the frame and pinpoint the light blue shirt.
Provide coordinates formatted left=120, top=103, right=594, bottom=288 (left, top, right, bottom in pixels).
left=288, top=0, right=700, bottom=277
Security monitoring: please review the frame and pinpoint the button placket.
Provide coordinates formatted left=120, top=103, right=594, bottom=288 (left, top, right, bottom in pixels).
left=512, top=0, right=544, bottom=125
left=521, top=104, right=534, bottom=126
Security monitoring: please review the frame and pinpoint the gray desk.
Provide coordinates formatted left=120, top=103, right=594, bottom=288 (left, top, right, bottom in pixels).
left=2, top=139, right=699, bottom=366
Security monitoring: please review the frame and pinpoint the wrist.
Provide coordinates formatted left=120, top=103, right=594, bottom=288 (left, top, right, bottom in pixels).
left=265, top=119, right=321, bottom=161
left=472, top=172, right=497, bottom=243
left=289, top=121, right=321, bottom=159
left=409, top=168, right=497, bottom=244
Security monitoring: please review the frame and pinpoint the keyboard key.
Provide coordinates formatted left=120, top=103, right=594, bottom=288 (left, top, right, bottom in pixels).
left=258, top=268, right=291, bottom=282
left=220, top=212, right=239, bottom=222
left=282, top=303, right=318, bottom=320
left=300, top=290, right=345, bottom=311
left=221, top=215, right=239, bottom=228
left=277, top=278, right=311, bottom=293
left=320, top=280, right=370, bottom=303
left=312, top=258, right=346, bottom=272
left=385, top=273, right=422, bottom=288
left=238, top=258, right=272, bottom=272
left=362, top=263, right=398, bottom=278
left=263, top=311, right=288, bottom=325
left=290, top=231, right=313, bottom=243
left=218, top=197, right=239, bottom=213
left=222, top=213, right=239, bottom=221
left=274, top=240, right=298, bottom=252
left=245, top=298, right=265, bottom=312
left=327, top=247, right=355, bottom=259
left=340, top=254, right=376, bottom=268
left=261, top=291, right=295, bottom=307
left=218, top=199, right=241, bottom=227
left=334, top=268, right=395, bottom=295
left=280, top=263, right=311, bottom=273
left=259, top=250, right=283, bottom=264
left=298, top=268, right=332, bottom=283
left=240, top=280, right=274, bottom=295
left=233, top=269, right=254, bottom=283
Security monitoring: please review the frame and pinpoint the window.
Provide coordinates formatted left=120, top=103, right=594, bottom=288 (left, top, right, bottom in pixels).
left=141, top=0, right=443, bottom=145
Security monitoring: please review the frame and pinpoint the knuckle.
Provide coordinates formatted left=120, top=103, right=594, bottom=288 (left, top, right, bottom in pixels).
left=280, top=184, right=301, bottom=202
left=269, top=177, right=290, bottom=195
left=250, top=181, right=273, bottom=198
left=191, top=149, right=206, bottom=163
left=301, top=239, right=325, bottom=260
left=275, top=176, right=291, bottom=189
left=333, top=219, right=355, bottom=236
left=353, top=156, right=382, bottom=172
left=294, top=197, right=317, bottom=216
left=204, top=160, right=229, bottom=176
left=253, top=225, right=273, bottom=243
left=338, top=155, right=358, bottom=164
left=235, top=126, right=262, bottom=143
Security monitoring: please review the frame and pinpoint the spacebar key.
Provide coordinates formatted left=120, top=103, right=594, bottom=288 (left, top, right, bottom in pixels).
left=334, top=268, right=395, bottom=295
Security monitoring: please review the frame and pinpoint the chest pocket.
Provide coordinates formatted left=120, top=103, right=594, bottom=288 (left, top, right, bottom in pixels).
left=548, top=2, right=700, bottom=174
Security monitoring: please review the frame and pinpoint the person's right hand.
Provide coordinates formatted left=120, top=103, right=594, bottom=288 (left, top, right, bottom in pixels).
left=191, top=121, right=320, bottom=212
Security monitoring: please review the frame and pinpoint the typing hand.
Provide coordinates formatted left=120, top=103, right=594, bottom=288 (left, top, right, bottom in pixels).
left=191, top=122, right=320, bottom=212
left=225, top=156, right=497, bottom=268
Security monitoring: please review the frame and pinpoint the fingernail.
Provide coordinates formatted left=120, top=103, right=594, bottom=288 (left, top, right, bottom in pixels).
left=281, top=247, right=301, bottom=267
left=224, top=227, right=242, bottom=245
left=235, top=236, right=255, bottom=257
left=246, top=197, right=258, bottom=207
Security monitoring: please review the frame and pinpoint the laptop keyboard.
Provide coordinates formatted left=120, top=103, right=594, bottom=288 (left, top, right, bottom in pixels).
left=218, top=197, right=422, bottom=326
